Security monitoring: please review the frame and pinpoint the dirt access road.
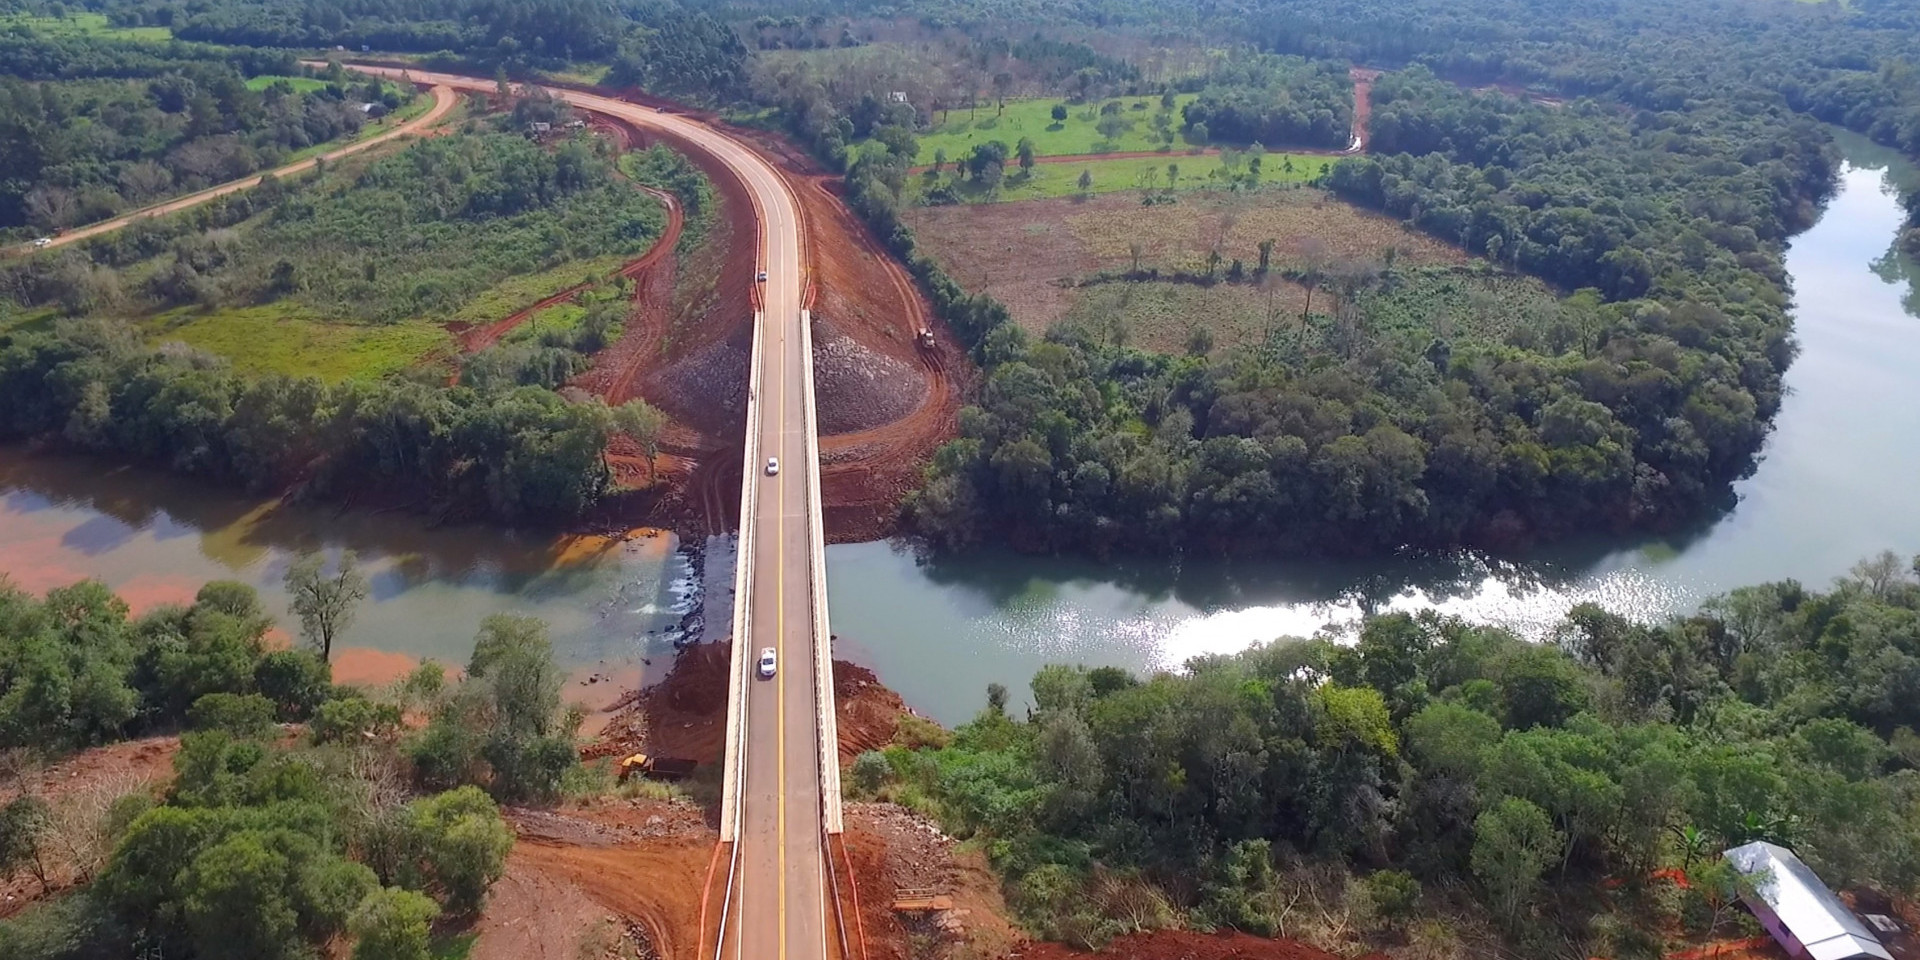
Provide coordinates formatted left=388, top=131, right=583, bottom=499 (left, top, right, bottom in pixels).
left=3, top=84, right=458, bottom=257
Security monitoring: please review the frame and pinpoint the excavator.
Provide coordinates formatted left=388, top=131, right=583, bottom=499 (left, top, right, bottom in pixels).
left=615, top=753, right=698, bottom=783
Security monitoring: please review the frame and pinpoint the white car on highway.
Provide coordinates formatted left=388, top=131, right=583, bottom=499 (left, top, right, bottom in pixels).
left=765, top=457, right=779, bottom=476
left=757, top=647, right=777, bottom=678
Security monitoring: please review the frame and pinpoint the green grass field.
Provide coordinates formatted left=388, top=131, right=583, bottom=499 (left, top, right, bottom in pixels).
left=889, top=95, right=1202, bottom=165
left=146, top=303, right=450, bottom=381
left=244, top=75, right=333, bottom=93
left=0, top=11, right=171, bottom=40
left=907, top=152, right=1335, bottom=204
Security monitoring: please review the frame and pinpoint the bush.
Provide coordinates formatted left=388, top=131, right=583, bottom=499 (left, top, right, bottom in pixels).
left=187, top=693, right=277, bottom=737
left=349, top=886, right=440, bottom=960
left=253, top=650, right=333, bottom=721
left=1363, top=869, right=1422, bottom=928
left=850, top=751, right=891, bottom=797
left=400, top=787, right=512, bottom=915
left=310, top=697, right=402, bottom=745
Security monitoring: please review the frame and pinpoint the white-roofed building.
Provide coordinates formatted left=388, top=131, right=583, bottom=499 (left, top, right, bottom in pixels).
left=1724, top=841, right=1894, bottom=960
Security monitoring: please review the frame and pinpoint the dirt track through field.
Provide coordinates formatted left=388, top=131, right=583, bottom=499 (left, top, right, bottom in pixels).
left=6, top=84, right=459, bottom=257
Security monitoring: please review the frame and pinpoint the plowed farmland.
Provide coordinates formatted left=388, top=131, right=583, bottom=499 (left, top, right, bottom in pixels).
left=903, top=188, right=1470, bottom=353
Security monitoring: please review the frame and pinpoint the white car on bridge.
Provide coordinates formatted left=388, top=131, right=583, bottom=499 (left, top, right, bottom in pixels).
left=757, top=647, right=777, bottom=678
left=765, top=457, right=779, bottom=476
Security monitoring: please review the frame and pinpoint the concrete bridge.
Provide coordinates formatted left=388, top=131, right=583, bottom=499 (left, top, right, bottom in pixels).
left=340, top=67, right=850, bottom=960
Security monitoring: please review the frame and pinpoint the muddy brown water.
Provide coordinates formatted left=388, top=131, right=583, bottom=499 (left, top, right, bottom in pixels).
left=4, top=134, right=1918, bottom=724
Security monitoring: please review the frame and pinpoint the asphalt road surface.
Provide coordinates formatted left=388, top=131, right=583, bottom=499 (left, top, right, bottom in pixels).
left=339, top=66, right=829, bottom=960
left=4, top=84, right=457, bottom=257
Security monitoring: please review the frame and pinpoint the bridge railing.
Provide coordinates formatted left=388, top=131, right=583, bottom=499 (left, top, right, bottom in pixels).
left=799, top=309, right=844, bottom=834
left=719, top=309, right=767, bottom=842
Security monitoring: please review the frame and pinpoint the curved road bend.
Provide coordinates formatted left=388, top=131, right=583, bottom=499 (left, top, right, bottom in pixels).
left=5, top=84, right=458, bottom=257
left=341, top=67, right=829, bottom=960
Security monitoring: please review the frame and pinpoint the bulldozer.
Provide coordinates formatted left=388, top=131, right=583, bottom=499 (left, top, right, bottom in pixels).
left=616, top=753, right=698, bottom=783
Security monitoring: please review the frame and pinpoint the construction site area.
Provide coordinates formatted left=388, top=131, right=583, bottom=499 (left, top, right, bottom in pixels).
left=460, top=81, right=972, bottom=544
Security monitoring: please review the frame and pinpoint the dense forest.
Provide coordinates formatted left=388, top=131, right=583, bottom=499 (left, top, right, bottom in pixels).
left=1181, top=56, right=1353, bottom=151
left=0, top=575, right=589, bottom=958
left=855, top=553, right=1920, bottom=954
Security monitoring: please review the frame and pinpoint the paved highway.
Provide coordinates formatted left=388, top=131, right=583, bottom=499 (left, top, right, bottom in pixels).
left=339, top=67, right=833, bottom=960
left=3, top=84, right=457, bottom=257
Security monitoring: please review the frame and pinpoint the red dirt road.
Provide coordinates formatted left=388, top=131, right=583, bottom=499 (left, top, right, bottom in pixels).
left=7, top=85, right=458, bottom=257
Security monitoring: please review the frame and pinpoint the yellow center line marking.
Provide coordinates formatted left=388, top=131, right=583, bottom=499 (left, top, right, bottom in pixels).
left=777, top=283, right=789, bottom=960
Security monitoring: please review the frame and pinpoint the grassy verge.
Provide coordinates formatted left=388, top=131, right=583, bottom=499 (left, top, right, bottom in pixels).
left=146, top=302, right=451, bottom=380
left=906, top=152, right=1335, bottom=203
left=537, top=63, right=610, bottom=86
left=243, top=75, right=334, bottom=93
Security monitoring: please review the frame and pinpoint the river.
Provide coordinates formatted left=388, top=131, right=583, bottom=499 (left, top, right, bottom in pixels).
left=4, top=135, right=1917, bottom=724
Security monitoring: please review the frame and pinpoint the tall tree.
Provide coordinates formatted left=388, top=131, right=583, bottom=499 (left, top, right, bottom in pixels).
left=284, top=552, right=369, bottom=663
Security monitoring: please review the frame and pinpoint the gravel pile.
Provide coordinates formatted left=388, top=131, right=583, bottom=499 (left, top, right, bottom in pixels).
left=847, top=802, right=956, bottom=892
left=652, top=333, right=748, bottom=436
left=508, top=801, right=707, bottom=847
left=811, top=320, right=924, bottom=435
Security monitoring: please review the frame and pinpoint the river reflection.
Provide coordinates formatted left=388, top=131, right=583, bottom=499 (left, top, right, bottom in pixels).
left=826, top=137, right=1920, bottom=723
left=0, top=452, right=695, bottom=676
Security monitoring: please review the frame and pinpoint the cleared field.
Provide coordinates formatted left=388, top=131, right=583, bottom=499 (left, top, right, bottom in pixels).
left=0, top=11, right=171, bottom=40
left=906, top=152, right=1335, bottom=203
left=877, top=95, right=1202, bottom=164
left=904, top=187, right=1494, bottom=353
left=146, top=303, right=450, bottom=380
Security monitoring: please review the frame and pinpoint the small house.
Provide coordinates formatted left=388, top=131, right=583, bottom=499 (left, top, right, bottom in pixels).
left=526, top=121, right=552, bottom=136
left=358, top=102, right=390, bottom=119
left=1724, top=841, right=1893, bottom=960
